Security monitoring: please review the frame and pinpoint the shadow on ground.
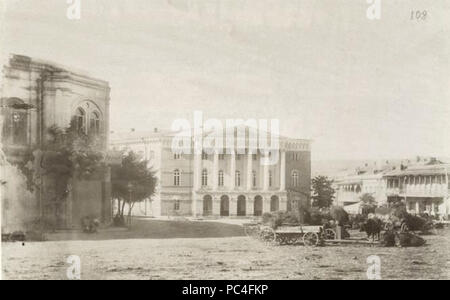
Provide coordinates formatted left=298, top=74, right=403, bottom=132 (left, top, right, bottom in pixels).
left=44, top=219, right=246, bottom=241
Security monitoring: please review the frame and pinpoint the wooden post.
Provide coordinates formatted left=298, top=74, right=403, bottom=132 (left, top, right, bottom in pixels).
left=336, top=225, right=343, bottom=240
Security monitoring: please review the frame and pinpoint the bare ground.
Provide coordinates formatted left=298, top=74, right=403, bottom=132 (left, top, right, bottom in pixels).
left=2, top=220, right=449, bottom=280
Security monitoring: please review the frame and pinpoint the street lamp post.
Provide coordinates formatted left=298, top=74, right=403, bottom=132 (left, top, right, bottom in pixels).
left=127, top=182, right=134, bottom=226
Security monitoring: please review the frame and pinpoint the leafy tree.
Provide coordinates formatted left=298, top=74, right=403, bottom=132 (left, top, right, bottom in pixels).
left=311, top=175, right=335, bottom=208
left=360, top=193, right=376, bottom=204
left=111, top=151, right=157, bottom=226
left=330, top=206, right=349, bottom=226
left=28, top=119, right=105, bottom=229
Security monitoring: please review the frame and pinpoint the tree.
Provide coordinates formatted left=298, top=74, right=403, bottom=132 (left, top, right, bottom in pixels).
left=330, top=206, right=349, bottom=226
left=360, top=193, right=376, bottom=205
left=111, top=151, right=157, bottom=226
left=360, top=193, right=377, bottom=215
left=311, top=176, right=335, bottom=208
left=26, top=119, right=105, bottom=229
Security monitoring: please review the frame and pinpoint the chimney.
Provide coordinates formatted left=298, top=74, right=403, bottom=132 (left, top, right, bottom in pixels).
left=154, top=128, right=158, bottom=133
left=131, top=128, right=135, bottom=132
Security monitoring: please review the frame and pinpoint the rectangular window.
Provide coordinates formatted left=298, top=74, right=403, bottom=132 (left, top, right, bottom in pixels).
left=218, top=171, right=224, bottom=186
left=12, top=111, right=27, bottom=145
left=269, top=171, right=273, bottom=187
left=174, top=200, right=180, bottom=211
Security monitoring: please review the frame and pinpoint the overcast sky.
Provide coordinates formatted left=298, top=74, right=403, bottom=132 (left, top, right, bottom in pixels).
left=1, top=0, right=449, bottom=161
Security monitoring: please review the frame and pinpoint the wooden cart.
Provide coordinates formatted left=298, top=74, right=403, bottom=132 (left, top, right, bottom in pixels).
left=245, top=223, right=334, bottom=246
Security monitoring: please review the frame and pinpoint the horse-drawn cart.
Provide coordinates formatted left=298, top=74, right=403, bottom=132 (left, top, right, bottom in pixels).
left=244, top=223, right=336, bottom=246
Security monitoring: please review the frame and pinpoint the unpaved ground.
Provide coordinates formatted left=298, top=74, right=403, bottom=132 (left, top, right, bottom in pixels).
left=3, top=227, right=450, bottom=280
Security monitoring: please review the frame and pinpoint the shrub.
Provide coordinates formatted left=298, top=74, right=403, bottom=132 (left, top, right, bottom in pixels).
left=309, top=208, right=332, bottom=225
left=261, top=211, right=300, bottom=229
left=349, top=213, right=367, bottom=229
left=330, top=206, right=349, bottom=226
left=403, top=214, right=427, bottom=232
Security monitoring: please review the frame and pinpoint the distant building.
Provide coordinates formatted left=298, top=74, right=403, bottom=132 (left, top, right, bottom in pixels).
left=334, top=157, right=450, bottom=218
left=335, top=172, right=386, bottom=208
left=1, top=54, right=112, bottom=232
left=110, top=127, right=311, bottom=217
left=384, top=163, right=450, bottom=217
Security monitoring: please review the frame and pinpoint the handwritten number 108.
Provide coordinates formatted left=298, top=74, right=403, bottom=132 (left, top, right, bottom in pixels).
left=411, top=10, right=427, bottom=21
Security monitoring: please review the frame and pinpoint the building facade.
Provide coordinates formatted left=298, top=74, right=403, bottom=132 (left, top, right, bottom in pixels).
left=335, top=172, right=386, bottom=207
left=110, top=128, right=311, bottom=217
left=334, top=158, right=450, bottom=218
left=1, top=54, right=111, bottom=231
left=384, top=164, right=450, bottom=217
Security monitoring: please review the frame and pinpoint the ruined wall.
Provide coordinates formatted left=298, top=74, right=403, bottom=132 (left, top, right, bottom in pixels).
left=0, top=156, right=38, bottom=233
left=1, top=55, right=111, bottom=232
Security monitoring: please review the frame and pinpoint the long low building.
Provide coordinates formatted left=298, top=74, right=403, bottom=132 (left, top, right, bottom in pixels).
left=334, top=158, right=450, bottom=218
left=110, top=127, right=311, bottom=217
left=384, top=164, right=450, bottom=217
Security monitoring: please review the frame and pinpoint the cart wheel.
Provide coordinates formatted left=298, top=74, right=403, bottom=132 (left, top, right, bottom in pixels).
left=260, top=227, right=277, bottom=244
left=324, top=229, right=336, bottom=240
left=303, top=232, right=319, bottom=246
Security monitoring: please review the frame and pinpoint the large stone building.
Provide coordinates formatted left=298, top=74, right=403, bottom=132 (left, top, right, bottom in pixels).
left=110, top=128, right=311, bottom=217
left=1, top=54, right=111, bottom=232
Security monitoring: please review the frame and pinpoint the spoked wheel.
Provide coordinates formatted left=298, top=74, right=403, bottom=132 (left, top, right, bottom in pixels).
left=324, top=229, right=336, bottom=240
left=303, top=232, right=319, bottom=246
left=259, top=227, right=277, bottom=244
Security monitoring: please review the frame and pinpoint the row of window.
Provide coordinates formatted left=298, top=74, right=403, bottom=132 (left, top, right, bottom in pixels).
left=2, top=99, right=102, bottom=146
left=387, top=175, right=449, bottom=188
left=174, top=152, right=272, bottom=161
left=291, top=153, right=302, bottom=161
left=173, top=170, right=300, bottom=187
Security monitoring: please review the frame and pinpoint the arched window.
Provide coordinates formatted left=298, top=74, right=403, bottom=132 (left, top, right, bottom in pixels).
left=75, top=107, right=86, bottom=133
left=174, top=169, right=180, bottom=186
left=252, top=171, right=257, bottom=187
left=292, top=171, right=299, bottom=187
left=235, top=171, right=241, bottom=187
left=202, top=169, right=208, bottom=186
left=174, top=153, right=181, bottom=160
left=269, top=170, right=273, bottom=187
left=218, top=170, right=224, bottom=187
left=90, top=111, right=100, bottom=135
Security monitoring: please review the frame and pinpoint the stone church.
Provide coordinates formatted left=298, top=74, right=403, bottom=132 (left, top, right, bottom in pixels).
left=1, top=54, right=111, bottom=232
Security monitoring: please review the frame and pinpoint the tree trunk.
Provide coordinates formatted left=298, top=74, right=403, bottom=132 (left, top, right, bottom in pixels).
left=127, top=202, right=135, bottom=226
left=121, top=200, right=126, bottom=218
left=115, top=198, right=121, bottom=217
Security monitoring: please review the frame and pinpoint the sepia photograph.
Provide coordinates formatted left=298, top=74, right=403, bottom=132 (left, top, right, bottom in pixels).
left=0, top=0, right=449, bottom=284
